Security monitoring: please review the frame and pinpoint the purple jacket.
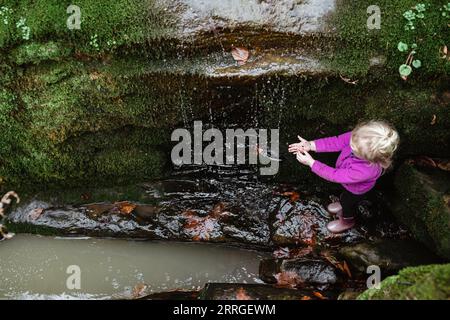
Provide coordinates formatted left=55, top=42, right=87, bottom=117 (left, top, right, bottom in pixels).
left=311, top=132, right=382, bottom=195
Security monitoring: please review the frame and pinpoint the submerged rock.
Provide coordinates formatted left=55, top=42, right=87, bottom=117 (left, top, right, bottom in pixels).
left=339, top=239, right=442, bottom=274
left=392, top=163, right=450, bottom=259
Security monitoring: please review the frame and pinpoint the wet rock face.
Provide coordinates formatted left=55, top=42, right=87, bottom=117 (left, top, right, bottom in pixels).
left=7, top=173, right=405, bottom=248
left=392, top=163, right=450, bottom=259
left=174, top=0, right=336, bottom=36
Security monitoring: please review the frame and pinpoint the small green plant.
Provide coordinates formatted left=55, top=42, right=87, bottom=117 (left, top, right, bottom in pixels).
left=440, top=3, right=450, bottom=17
left=106, top=39, right=117, bottom=51
left=403, top=3, right=428, bottom=30
left=0, top=6, right=12, bottom=26
left=89, top=34, right=100, bottom=51
left=397, top=42, right=421, bottom=80
left=16, top=17, right=30, bottom=40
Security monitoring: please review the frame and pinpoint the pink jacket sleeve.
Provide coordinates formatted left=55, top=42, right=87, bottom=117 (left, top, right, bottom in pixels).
left=314, top=132, right=352, bottom=153
left=311, top=161, right=379, bottom=184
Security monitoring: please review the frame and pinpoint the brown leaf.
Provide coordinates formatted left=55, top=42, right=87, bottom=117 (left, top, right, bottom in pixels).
left=339, top=74, right=358, bottom=85
left=131, top=283, right=148, bottom=299
left=275, top=271, right=303, bottom=289
left=115, top=201, right=136, bottom=215
left=300, top=295, right=312, bottom=300
left=235, top=287, right=251, bottom=300
left=29, top=208, right=45, bottom=220
left=282, top=191, right=300, bottom=203
left=312, top=291, right=327, bottom=300
left=183, top=212, right=218, bottom=241
left=436, top=159, right=450, bottom=172
left=231, top=47, right=250, bottom=65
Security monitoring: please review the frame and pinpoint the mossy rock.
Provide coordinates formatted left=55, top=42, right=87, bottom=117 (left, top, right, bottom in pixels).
left=392, top=163, right=450, bottom=259
left=358, top=264, right=450, bottom=300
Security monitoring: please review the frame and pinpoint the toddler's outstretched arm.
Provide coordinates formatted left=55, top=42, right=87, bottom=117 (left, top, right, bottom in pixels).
left=314, top=131, right=352, bottom=153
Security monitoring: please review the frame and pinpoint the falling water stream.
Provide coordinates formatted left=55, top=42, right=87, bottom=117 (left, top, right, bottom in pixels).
left=0, top=234, right=267, bottom=300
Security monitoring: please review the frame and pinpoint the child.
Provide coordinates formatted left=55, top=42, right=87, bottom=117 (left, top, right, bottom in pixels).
left=288, top=120, right=399, bottom=233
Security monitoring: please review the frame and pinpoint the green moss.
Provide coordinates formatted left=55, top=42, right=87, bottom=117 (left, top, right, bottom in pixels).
left=329, top=0, right=450, bottom=78
left=358, top=264, right=450, bottom=300
left=0, top=0, right=176, bottom=53
left=10, top=41, right=72, bottom=65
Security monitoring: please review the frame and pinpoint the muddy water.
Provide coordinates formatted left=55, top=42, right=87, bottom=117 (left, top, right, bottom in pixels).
left=0, top=234, right=267, bottom=300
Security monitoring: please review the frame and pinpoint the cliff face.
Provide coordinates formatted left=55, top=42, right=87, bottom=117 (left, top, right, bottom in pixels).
left=0, top=0, right=449, bottom=187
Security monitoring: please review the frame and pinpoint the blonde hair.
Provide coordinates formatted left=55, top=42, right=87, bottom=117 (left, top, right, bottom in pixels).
left=350, top=120, right=400, bottom=169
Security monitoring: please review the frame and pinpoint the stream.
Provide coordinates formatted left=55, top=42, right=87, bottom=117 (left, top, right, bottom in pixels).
left=0, top=167, right=411, bottom=299
left=0, top=234, right=267, bottom=300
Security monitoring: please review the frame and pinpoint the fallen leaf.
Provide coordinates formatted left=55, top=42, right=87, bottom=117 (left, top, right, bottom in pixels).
left=131, top=283, right=148, bottom=299
left=339, top=74, right=359, bottom=85
left=183, top=211, right=220, bottom=241
left=312, top=291, right=327, bottom=300
left=231, top=47, right=250, bottom=65
left=275, top=271, right=303, bottom=289
left=114, top=201, right=136, bottom=215
left=431, top=114, right=437, bottom=125
left=29, top=208, right=45, bottom=220
left=300, top=295, right=312, bottom=300
left=235, top=287, right=251, bottom=300
left=282, top=191, right=300, bottom=203
left=436, top=159, right=450, bottom=172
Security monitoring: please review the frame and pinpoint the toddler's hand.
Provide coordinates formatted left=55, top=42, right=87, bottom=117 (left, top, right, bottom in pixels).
left=289, top=136, right=312, bottom=153
left=295, top=151, right=315, bottom=167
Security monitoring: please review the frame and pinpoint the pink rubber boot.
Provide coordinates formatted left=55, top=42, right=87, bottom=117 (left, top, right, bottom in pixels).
left=326, top=216, right=355, bottom=233
left=327, top=202, right=343, bottom=218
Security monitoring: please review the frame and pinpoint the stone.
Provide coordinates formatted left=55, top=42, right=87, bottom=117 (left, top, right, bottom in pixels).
left=259, top=257, right=339, bottom=287
left=392, top=163, right=450, bottom=259
left=339, top=239, right=442, bottom=274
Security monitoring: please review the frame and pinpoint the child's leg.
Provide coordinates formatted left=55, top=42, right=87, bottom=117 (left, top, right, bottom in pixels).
left=327, top=189, right=365, bottom=233
left=340, top=189, right=366, bottom=218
